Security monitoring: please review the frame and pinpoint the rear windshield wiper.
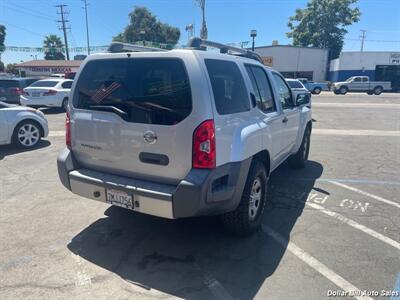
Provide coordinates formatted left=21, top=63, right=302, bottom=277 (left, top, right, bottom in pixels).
left=88, top=105, right=128, bottom=118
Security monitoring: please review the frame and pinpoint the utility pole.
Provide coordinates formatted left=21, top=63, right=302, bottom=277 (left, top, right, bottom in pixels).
left=82, top=0, right=90, bottom=55
left=56, top=4, right=70, bottom=60
left=360, top=29, right=367, bottom=52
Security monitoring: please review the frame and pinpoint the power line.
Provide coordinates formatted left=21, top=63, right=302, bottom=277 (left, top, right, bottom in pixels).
left=56, top=4, right=70, bottom=60
left=3, top=2, right=55, bottom=21
left=0, top=20, right=46, bottom=38
left=345, top=37, right=400, bottom=43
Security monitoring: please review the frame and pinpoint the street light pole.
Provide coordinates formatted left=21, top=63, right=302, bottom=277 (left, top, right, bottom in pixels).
left=250, top=29, right=257, bottom=51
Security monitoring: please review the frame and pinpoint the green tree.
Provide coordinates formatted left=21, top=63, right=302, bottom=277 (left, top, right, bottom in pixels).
left=287, top=0, right=361, bottom=59
left=113, top=6, right=180, bottom=46
left=0, top=24, right=6, bottom=69
left=43, top=35, right=65, bottom=60
left=0, top=24, right=5, bottom=52
left=6, top=63, right=18, bottom=75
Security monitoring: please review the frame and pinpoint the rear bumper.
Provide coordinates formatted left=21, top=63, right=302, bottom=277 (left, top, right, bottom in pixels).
left=20, top=95, right=62, bottom=107
left=57, top=148, right=251, bottom=219
left=0, top=96, right=20, bottom=104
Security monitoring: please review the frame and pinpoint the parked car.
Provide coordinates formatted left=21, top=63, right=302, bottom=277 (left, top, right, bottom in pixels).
left=57, top=39, right=312, bottom=235
left=0, top=101, right=49, bottom=148
left=297, top=78, right=329, bottom=94
left=20, top=78, right=73, bottom=110
left=286, top=78, right=311, bottom=94
left=331, top=76, right=391, bottom=95
left=286, top=79, right=311, bottom=107
left=0, top=78, right=38, bottom=104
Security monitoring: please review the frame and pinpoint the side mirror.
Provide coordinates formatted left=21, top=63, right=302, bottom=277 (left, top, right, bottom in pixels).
left=296, top=93, right=311, bottom=106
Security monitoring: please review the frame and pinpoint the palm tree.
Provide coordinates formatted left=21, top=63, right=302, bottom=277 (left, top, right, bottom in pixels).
left=43, top=34, right=65, bottom=60
left=0, top=24, right=6, bottom=52
left=0, top=24, right=6, bottom=64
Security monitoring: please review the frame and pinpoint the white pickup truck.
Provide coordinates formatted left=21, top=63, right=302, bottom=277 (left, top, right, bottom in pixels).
left=332, top=76, right=391, bottom=95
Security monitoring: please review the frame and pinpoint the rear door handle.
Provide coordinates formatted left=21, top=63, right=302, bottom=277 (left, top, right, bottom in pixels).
left=282, top=116, right=288, bottom=123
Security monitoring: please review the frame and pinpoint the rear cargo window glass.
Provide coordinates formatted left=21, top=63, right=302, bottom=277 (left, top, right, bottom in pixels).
left=74, top=58, right=192, bottom=125
left=205, top=59, right=250, bottom=115
left=30, top=81, right=59, bottom=87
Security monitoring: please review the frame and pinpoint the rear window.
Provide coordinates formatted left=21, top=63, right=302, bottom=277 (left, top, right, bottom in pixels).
left=74, top=58, right=192, bottom=125
left=0, top=80, right=19, bottom=88
left=205, top=59, right=250, bottom=115
left=30, top=81, right=59, bottom=87
left=287, top=80, right=304, bottom=88
left=61, top=81, right=72, bottom=89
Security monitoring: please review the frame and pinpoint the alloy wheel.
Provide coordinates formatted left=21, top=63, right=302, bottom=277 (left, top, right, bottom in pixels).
left=17, top=123, right=40, bottom=147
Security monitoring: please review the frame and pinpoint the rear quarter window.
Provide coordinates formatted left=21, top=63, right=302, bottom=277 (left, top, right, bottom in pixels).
left=205, top=59, right=250, bottom=115
left=74, top=58, right=192, bottom=125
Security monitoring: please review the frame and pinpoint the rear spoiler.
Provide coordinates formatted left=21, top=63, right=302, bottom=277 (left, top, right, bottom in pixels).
left=108, top=42, right=168, bottom=53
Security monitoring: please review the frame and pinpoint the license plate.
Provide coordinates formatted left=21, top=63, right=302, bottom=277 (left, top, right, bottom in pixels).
left=106, top=188, right=134, bottom=209
left=32, top=92, right=41, bottom=97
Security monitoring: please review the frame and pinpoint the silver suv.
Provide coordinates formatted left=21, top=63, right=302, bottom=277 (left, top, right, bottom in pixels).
left=57, top=39, right=312, bottom=235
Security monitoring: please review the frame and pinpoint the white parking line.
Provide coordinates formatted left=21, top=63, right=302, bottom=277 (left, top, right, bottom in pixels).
left=313, top=129, right=400, bottom=137
left=262, top=225, right=374, bottom=300
left=49, top=131, right=65, bottom=137
left=193, top=262, right=233, bottom=300
left=329, top=181, right=400, bottom=209
left=306, top=202, right=400, bottom=251
left=313, top=103, right=400, bottom=109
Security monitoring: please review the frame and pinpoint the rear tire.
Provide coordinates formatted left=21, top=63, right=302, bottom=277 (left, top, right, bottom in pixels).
left=313, top=87, right=322, bottom=95
left=221, top=160, right=268, bottom=236
left=12, top=120, right=43, bottom=148
left=62, top=98, right=69, bottom=111
left=288, top=125, right=311, bottom=169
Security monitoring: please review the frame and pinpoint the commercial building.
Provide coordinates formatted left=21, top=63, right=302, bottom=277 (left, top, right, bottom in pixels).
left=329, top=51, right=400, bottom=91
left=253, top=44, right=329, bottom=82
left=15, top=60, right=83, bottom=77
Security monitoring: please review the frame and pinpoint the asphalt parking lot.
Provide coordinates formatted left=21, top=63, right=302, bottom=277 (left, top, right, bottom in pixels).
left=0, top=92, right=399, bottom=300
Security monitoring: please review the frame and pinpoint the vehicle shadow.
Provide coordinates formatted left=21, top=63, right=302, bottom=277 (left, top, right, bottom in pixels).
left=39, top=107, right=65, bottom=115
left=0, top=140, right=51, bottom=160
left=67, top=160, right=323, bottom=299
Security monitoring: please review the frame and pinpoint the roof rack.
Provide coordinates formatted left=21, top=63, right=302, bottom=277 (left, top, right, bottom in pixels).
left=187, top=37, right=263, bottom=64
left=108, top=42, right=168, bottom=53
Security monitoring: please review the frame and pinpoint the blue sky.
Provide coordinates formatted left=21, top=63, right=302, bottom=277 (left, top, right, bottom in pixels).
left=1, top=0, right=399, bottom=64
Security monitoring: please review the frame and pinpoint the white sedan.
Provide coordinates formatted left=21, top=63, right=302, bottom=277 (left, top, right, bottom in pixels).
left=0, top=101, right=49, bottom=148
left=20, top=78, right=73, bottom=110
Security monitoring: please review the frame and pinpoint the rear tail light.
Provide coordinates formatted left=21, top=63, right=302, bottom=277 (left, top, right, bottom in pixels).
left=43, top=90, right=58, bottom=96
left=192, top=119, right=216, bottom=169
left=66, top=111, right=71, bottom=149
left=8, top=87, right=23, bottom=95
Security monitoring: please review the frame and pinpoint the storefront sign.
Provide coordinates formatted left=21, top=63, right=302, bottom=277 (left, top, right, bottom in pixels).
left=262, top=56, right=273, bottom=67
left=19, top=66, right=80, bottom=76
